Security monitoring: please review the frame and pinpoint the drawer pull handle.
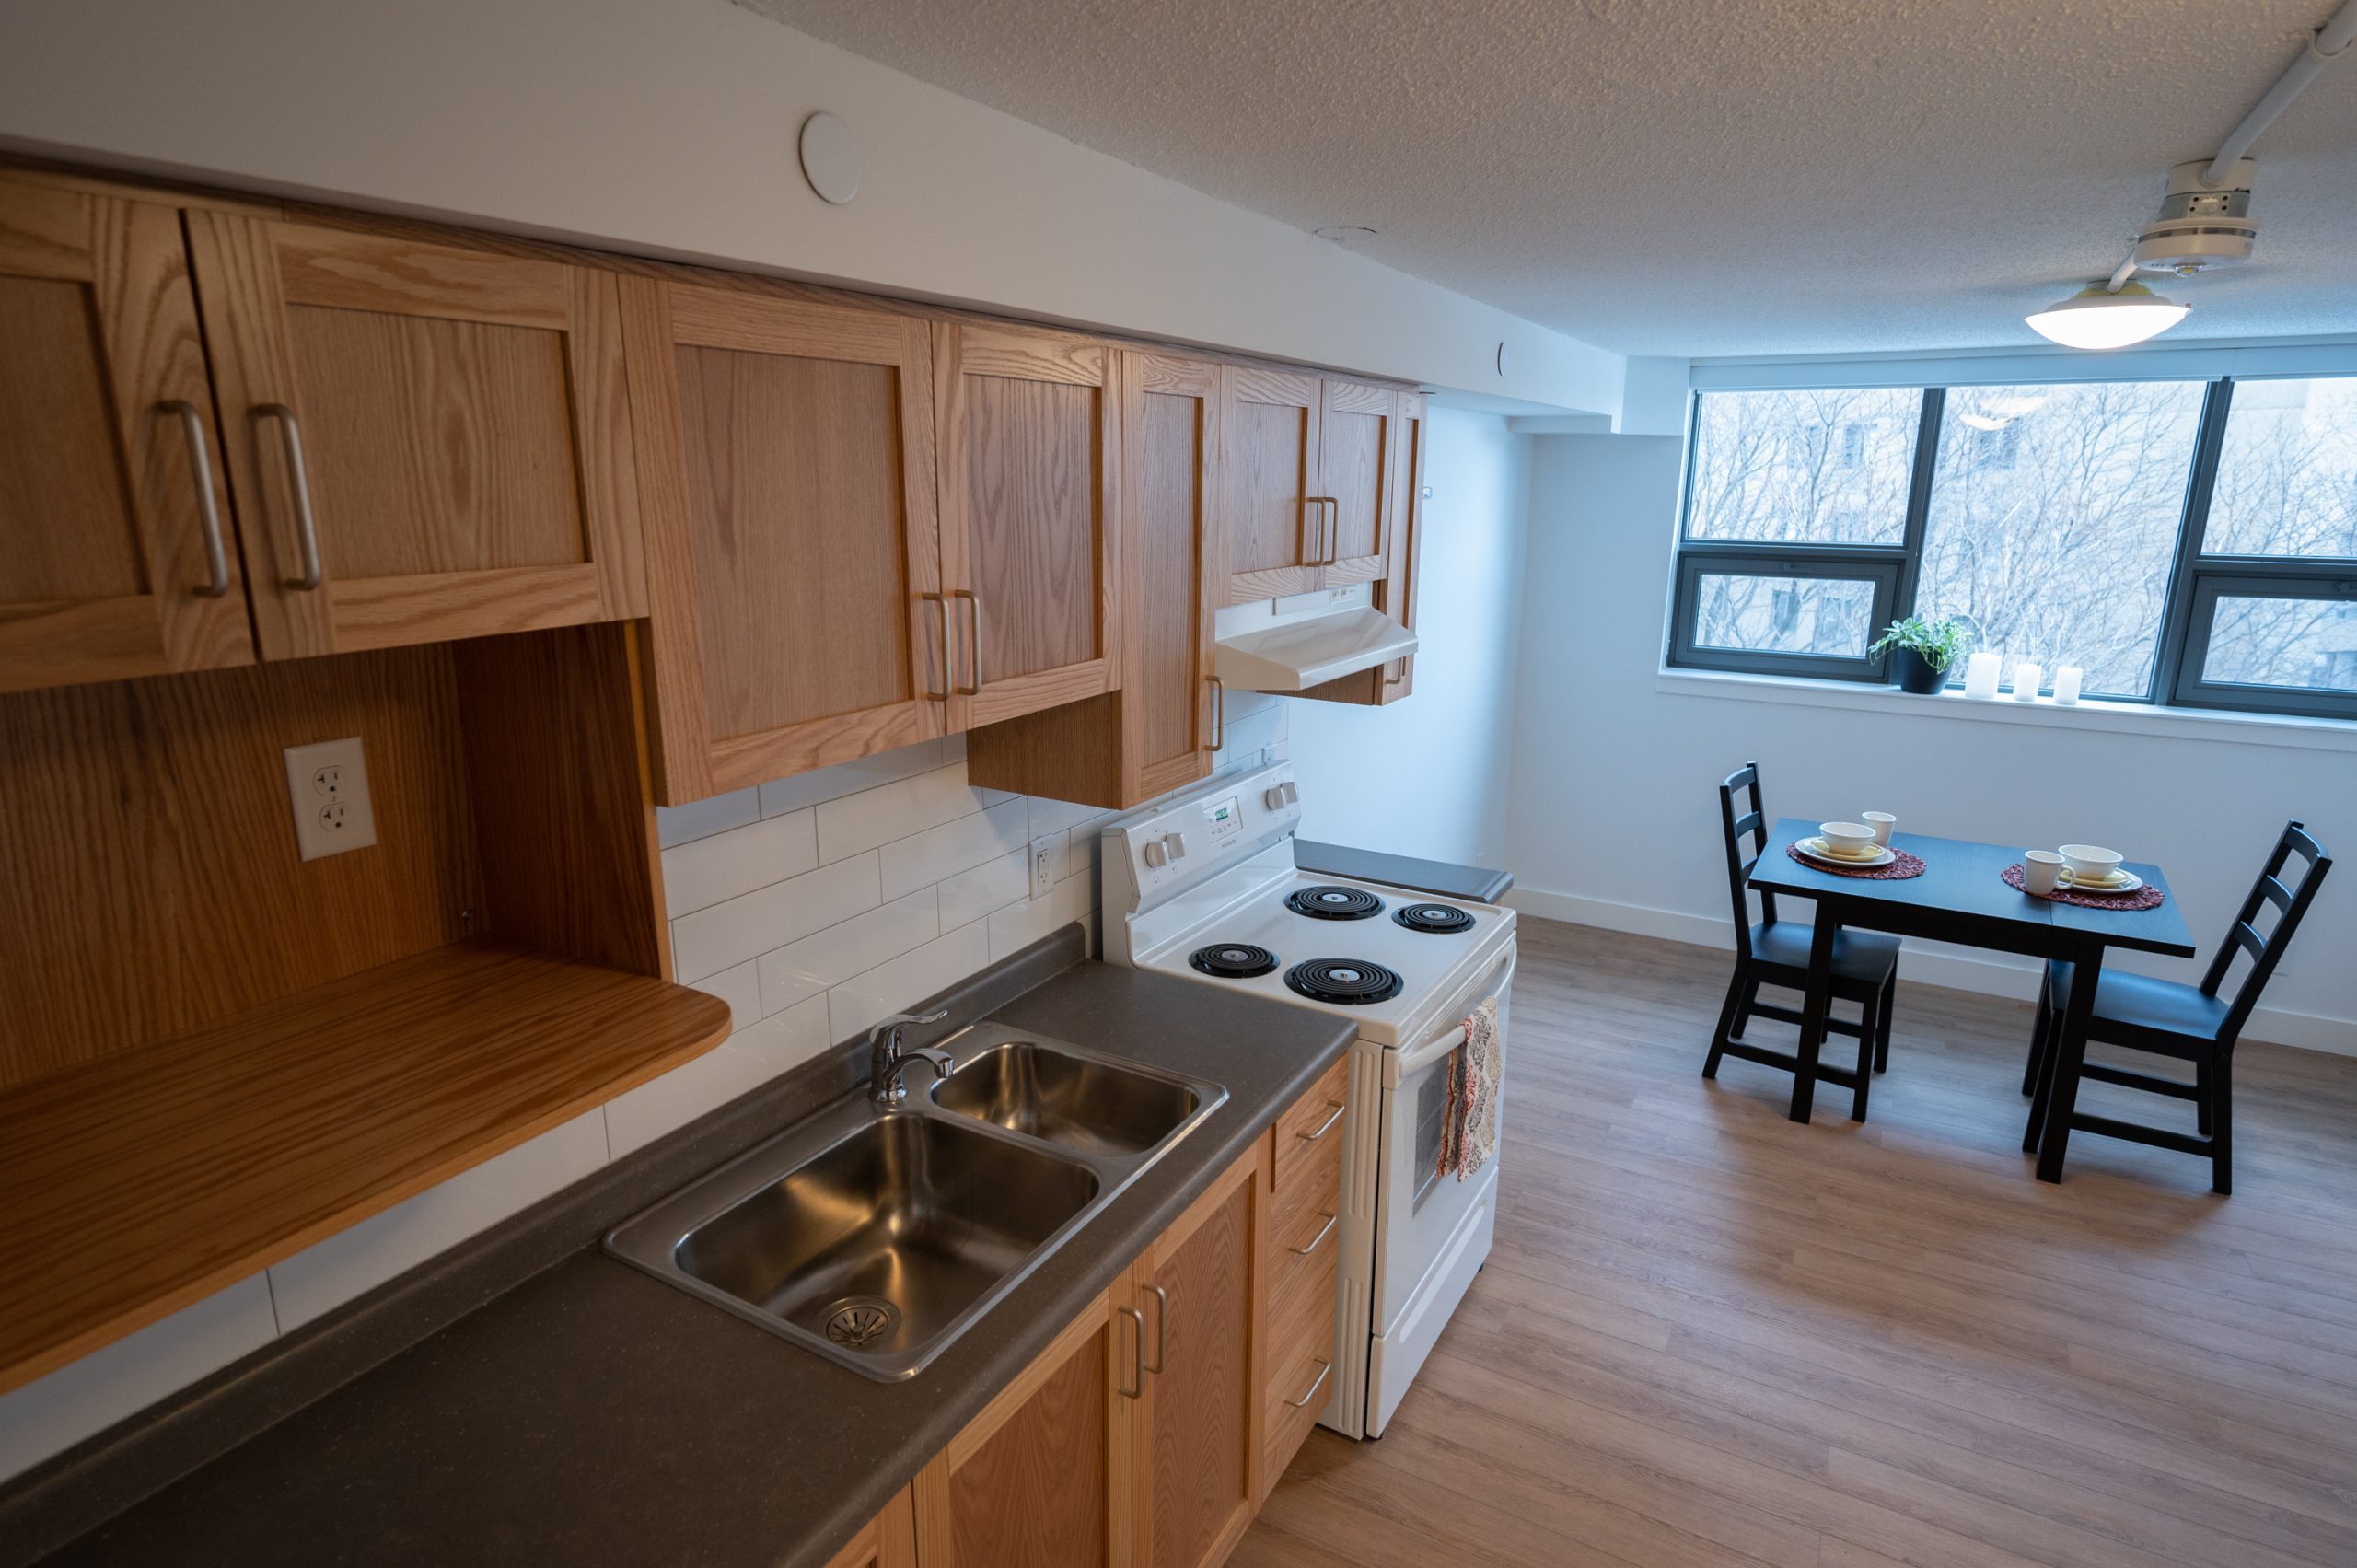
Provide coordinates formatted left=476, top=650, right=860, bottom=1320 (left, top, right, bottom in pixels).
left=1284, top=1359, right=1332, bottom=1410
left=1118, top=1305, right=1145, bottom=1399
left=1289, top=1212, right=1338, bottom=1257
left=1295, top=1102, right=1346, bottom=1144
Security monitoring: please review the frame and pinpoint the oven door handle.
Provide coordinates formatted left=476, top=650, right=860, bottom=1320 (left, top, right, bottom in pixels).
left=1393, top=950, right=1515, bottom=1080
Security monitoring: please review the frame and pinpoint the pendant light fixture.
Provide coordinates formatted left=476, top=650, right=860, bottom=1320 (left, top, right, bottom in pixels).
left=2024, top=281, right=2191, bottom=350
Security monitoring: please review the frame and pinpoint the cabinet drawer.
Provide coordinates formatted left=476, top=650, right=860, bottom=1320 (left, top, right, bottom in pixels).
left=1262, top=1238, right=1339, bottom=1479
left=1271, top=1056, right=1349, bottom=1196
left=1270, top=1119, right=1341, bottom=1266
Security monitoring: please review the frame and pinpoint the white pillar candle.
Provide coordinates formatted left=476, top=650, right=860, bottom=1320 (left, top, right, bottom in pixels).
left=1963, top=651, right=2003, bottom=700
left=2011, top=661, right=2042, bottom=701
left=2052, top=665, right=2084, bottom=705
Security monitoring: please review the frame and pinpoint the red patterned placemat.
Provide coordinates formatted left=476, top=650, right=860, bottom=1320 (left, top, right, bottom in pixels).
left=1785, top=842, right=1926, bottom=879
left=2002, top=863, right=2165, bottom=910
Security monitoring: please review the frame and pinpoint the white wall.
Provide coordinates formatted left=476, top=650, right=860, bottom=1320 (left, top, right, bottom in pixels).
left=1290, top=409, right=1531, bottom=868
left=0, top=0, right=1620, bottom=413
left=1503, top=434, right=2357, bottom=1052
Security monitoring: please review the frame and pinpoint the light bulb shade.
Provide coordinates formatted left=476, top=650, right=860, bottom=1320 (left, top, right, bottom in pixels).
left=2024, top=281, right=2189, bottom=350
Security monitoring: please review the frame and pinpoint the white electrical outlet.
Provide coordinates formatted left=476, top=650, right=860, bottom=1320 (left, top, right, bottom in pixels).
left=283, top=736, right=377, bottom=862
left=1029, top=834, right=1059, bottom=899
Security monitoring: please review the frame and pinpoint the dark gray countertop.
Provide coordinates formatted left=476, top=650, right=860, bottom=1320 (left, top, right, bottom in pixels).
left=1294, top=839, right=1514, bottom=905
left=16, top=939, right=1353, bottom=1568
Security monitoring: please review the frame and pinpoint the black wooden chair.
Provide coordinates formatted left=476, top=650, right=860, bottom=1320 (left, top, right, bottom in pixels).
left=1702, top=761, right=1900, bottom=1121
left=2023, top=820, right=2331, bottom=1194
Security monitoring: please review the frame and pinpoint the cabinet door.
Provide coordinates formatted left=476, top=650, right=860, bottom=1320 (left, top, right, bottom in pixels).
left=1317, top=378, right=1398, bottom=590
left=1222, top=367, right=1322, bottom=603
left=1123, top=349, right=1223, bottom=799
left=184, top=215, right=644, bottom=659
left=1374, top=391, right=1424, bottom=703
left=821, top=1486, right=919, bottom=1568
left=914, top=1290, right=1132, bottom=1568
left=1130, top=1148, right=1261, bottom=1568
left=620, top=280, right=946, bottom=803
left=935, top=321, right=1119, bottom=729
left=0, top=175, right=252, bottom=693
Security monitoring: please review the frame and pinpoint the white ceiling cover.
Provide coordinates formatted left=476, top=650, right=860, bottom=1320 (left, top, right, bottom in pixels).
left=737, top=0, right=2357, bottom=358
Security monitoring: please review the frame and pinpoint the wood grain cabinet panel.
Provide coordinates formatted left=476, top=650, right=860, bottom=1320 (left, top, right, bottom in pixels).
left=915, top=1290, right=1132, bottom=1568
left=0, top=174, right=254, bottom=692
left=619, top=280, right=946, bottom=803
left=935, top=321, right=1120, bottom=729
left=820, top=1488, right=919, bottom=1568
left=1316, top=380, right=1397, bottom=589
left=1291, top=389, right=1423, bottom=707
left=964, top=348, right=1221, bottom=810
left=182, top=215, right=645, bottom=660
left=1222, top=367, right=1323, bottom=604
left=1129, top=1144, right=1260, bottom=1568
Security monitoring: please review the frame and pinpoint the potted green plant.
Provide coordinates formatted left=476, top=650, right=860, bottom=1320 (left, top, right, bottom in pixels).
left=1870, top=615, right=1973, bottom=694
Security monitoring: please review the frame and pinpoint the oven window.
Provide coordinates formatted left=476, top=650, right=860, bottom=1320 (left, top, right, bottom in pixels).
left=1411, top=1045, right=1462, bottom=1211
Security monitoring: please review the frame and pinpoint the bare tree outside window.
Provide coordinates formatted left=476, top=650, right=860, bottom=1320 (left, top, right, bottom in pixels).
left=2207, top=378, right=2357, bottom=559
left=1687, top=389, right=1917, bottom=546
left=1915, top=382, right=2205, bottom=697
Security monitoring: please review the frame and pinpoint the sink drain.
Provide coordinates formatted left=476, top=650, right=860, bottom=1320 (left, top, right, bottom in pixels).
left=822, top=1296, right=900, bottom=1348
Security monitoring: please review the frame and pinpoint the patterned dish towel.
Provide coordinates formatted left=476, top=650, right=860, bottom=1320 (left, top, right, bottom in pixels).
left=1436, top=994, right=1503, bottom=1182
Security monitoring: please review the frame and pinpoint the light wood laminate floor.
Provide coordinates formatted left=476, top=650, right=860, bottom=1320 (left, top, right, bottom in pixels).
left=1235, top=918, right=2357, bottom=1568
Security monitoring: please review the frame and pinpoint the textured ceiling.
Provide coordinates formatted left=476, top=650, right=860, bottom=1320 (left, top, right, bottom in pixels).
left=735, top=0, right=2357, bottom=359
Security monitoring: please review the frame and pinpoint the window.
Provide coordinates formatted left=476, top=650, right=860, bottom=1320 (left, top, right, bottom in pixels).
left=1666, top=373, right=2357, bottom=722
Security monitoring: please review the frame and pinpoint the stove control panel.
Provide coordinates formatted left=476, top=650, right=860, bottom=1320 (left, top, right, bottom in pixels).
left=1104, top=761, right=1300, bottom=908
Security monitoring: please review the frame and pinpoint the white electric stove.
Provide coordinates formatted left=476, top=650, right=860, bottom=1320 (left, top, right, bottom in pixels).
left=1102, top=760, right=1515, bottom=1438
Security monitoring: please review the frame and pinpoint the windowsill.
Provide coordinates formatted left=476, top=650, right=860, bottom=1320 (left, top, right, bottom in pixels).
left=1655, top=667, right=2357, bottom=755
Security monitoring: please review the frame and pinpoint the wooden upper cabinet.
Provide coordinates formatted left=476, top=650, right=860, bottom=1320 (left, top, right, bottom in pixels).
left=934, top=321, right=1119, bottom=729
left=1223, top=366, right=1323, bottom=603
left=1375, top=390, right=1425, bottom=703
left=915, top=1290, right=1132, bottom=1568
left=181, top=215, right=645, bottom=660
left=1129, top=1144, right=1261, bottom=1568
left=1317, top=379, right=1398, bottom=589
left=618, top=279, right=945, bottom=803
left=1123, top=351, right=1224, bottom=799
left=0, top=176, right=254, bottom=693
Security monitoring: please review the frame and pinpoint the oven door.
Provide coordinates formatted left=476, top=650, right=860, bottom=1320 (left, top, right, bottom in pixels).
left=1370, top=944, right=1514, bottom=1332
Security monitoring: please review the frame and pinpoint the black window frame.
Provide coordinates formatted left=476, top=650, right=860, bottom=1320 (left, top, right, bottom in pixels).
left=1666, top=374, right=2357, bottom=723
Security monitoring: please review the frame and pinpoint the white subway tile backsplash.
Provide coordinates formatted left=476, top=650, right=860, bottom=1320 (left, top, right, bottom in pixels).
left=0, top=1272, right=277, bottom=1481
left=937, top=846, right=1031, bottom=928
left=602, top=1043, right=777, bottom=1158
left=1027, top=796, right=1114, bottom=839
left=757, top=889, right=939, bottom=1016
left=758, top=738, right=947, bottom=819
left=267, top=1111, right=608, bottom=1330
left=654, top=785, right=761, bottom=849
left=816, top=761, right=1016, bottom=865
left=659, top=810, right=817, bottom=916
left=878, top=797, right=1030, bottom=900
left=987, top=874, right=1097, bottom=963
left=669, top=853, right=881, bottom=982
left=685, top=960, right=762, bottom=1033
left=828, top=921, right=993, bottom=1043
left=726, top=993, right=833, bottom=1074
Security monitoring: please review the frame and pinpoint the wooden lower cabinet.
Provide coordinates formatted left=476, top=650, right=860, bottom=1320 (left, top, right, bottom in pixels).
left=825, top=1488, right=920, bottom=1568
left=901, top=1096, right=1347, bottom=1568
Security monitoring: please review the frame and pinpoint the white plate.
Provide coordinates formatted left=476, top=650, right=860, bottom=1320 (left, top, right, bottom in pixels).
left=2061, top=869, right=2143, bottom=895
left=1797, top=837, right=1894, bottom=869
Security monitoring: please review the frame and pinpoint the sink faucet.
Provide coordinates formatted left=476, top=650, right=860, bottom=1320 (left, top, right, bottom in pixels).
left=868, top=1009, right=953, bottom=1105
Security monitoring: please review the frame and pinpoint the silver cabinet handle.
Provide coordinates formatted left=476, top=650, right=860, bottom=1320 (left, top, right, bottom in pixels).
left=1384, top=659, right=1406, bottom=690
left=160, top=401, right=229, bottom=598
left=918, top=592, right=950, bottom=701
left=1118, top=1305, right=1145, bottom=1398
left=1288, top=1212, right=1338, bottom=1257
left=1296, top=1101, right=1346, bottom=1144
left=1142, top=1283, right=1168, bottom=1374
left=254, top=403, right=322, bottom=590
left=1303, top=495, right=1338, bottom=567
left=1284, top=1359, right=1332, bottom=1410
left=1206, top=676, right=1225, bottom=752
left=1324, top=497, right=1342, bottom=563
left=947, top=588, right=981, bottom=694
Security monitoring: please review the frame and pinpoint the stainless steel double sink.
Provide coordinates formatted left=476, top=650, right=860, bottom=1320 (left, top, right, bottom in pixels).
left=604, top=1021, right=1227, bottom=1380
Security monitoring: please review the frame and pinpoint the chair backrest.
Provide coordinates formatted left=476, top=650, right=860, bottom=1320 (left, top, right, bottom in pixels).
left=2201, top=819, right=2332, bottom=1040
left=1718, top=761, right=1773, bottom=959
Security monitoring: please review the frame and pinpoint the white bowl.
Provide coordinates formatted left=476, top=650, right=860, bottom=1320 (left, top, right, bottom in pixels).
left=1819, top=821, right=1877, bottom=858
left=2058, top=843, right=2123, bottom=884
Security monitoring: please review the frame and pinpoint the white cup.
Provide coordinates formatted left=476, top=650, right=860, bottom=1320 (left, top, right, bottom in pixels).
left=2023, top=849, right=2068, bottom=896
left=1818, top=821, right=1877, bottom=859
left=2058, top=843, right=2123, bottom=886
left=1861, top=811, right=1896, bottom=846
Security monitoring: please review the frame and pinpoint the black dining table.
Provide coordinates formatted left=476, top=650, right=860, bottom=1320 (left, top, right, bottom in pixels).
left=1747, top=819, right=2198, bottom=1180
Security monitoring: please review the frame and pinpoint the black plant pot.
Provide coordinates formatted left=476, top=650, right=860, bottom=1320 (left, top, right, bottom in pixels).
left=1891, top=646, right=1946, bottom=694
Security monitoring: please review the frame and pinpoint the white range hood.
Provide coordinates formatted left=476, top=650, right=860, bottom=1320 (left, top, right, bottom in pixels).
left=1213, top=587, right=1417, bottom=692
